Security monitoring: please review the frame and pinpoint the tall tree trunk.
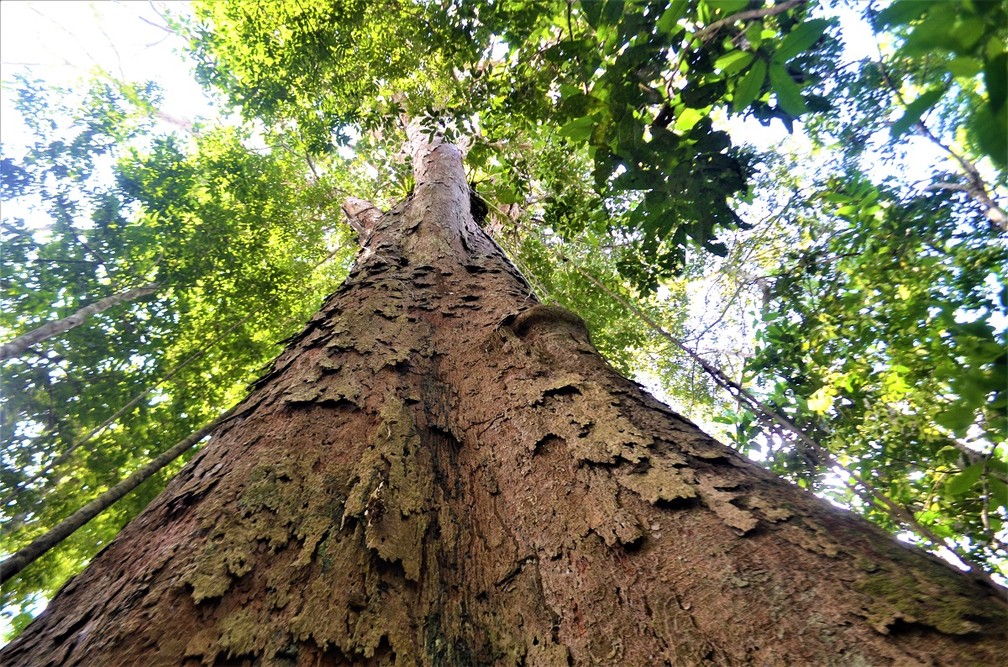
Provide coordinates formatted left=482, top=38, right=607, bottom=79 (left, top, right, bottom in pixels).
left=2, top=143, right=1005, bottom=666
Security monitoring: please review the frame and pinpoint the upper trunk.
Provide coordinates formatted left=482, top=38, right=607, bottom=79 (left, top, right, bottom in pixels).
left=3, top=144, right=1005, bottom=666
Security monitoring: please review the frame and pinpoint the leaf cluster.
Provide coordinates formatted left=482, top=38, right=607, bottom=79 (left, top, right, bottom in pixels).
left=1, top=77, right=351, bottom=633
left=742, top=174, right=1007, bottom=573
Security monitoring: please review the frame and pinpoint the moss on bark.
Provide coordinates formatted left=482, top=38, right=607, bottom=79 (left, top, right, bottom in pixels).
left=3, top=145, right=1005, bottom=666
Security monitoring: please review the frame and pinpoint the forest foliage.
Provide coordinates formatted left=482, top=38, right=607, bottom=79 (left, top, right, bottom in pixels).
left=1, top=0, right=1005, bottom=637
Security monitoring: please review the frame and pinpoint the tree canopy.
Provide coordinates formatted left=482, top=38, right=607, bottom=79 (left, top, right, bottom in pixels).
left=1, top=0, right=1005, bottom=638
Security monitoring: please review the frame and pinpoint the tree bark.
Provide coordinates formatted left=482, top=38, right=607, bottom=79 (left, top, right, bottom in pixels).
left=0, top=284, right=160, bottom=361
left=0, top=407, right=236, bottom=586
left=2, top=144, right=1005, bottom=666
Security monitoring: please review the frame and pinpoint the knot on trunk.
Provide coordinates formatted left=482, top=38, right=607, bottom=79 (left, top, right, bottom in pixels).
left=506, top=304, right=591, bottom=344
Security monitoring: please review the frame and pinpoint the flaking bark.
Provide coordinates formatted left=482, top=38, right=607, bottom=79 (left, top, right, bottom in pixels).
left=3, top=144, right=1005, bottom=666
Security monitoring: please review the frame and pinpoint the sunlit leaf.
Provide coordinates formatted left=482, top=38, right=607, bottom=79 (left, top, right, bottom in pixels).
left=890, top=87, right=947, bottom=139
left=773, top=19, right=830, bottom=63
left=945, top=463, right=984, bottom=497
left=769, top=64, right=807, bottom=116
left=732, top=59, right=766, bottom=112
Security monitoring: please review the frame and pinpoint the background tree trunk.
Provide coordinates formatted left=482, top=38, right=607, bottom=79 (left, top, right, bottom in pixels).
left=2, top=144, right=1005, bottom=666
left=0, top=283, right=160, bottom=361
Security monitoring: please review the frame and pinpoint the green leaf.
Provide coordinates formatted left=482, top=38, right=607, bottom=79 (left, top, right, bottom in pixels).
left=704, top=239, right=728, bottom=256
left=773, top=19, right=830, bottom=63
left=970, top=103, right=1007, bottom=168
left=674, top=107, right=704, bottom=132
left=582, top=0, right=603, bottom=28
left=707, top=0, right=748, bottom=15
left=984, top=51, right=1007, bottom=112
left=948, top=56, right=982, bottom=78
left=497, top=186, right=523, bottom=205
left=876, top=0, right=930, bottom=27
left=715, top=50, right=754, bottom=75
left=600, top=0, right=623, bottom=28
left=558, top=115, right=597, bottom=143
left=901, top=3, right=960, bottom=55
left=769, top=64, right=807, bottom=116
left=989, top=477, right=1008, bottom=506
left=890, top=87, right=946, bottom=139
left=935, top=400, right=976, bottom=435
left=656, top=0, right=688, bottom=34
left=950, top=17, right=986, bottom=52
left=732, top=58, right=766, bottom=113
left=945, top=463, right=984, bottom=497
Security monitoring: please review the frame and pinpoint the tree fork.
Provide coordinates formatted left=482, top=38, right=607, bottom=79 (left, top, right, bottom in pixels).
left=2, top=143, right=1005, bottom=665
left=342, top=197, right=383, bottom=242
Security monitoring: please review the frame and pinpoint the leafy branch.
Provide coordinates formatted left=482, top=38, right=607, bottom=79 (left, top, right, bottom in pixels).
left=1, top=284, right=161, bottom=361
left=523, top=223, right=999, bottom=588
left=874, top=60, right=1007, bottom=232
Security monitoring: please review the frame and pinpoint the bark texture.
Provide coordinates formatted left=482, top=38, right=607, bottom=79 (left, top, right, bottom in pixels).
left=3, top=145, right=1006, bottom=666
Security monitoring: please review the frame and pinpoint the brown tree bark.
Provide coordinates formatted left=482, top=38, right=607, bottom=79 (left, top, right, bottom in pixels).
left=2, top=143, right=1005, bottom=666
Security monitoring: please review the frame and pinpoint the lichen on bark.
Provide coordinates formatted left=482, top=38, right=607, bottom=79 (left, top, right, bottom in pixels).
left=2, top=143, right=1006, bottom=666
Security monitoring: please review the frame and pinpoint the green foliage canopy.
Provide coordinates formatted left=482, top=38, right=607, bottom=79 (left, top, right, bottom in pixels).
left=2, top=0, right=1006, bottom=638
left=1, top=76, right=353, bottom=633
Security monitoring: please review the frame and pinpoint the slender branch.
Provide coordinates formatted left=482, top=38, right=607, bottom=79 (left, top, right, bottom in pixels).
left=925, top=182, right=970, bottom=193
left=914, top=126, right=1008, bottom=231
left=871, top=56, right=1007, bottom=232
left=94, top=10, right=126, bottom=82
left=4, top=241, right=349, bottom=504
left=305, top=150, right=319, bottom=182
left=145, top=0, right=179, bottom=35
left=0, top=284, right=160, bottom=361
left=3, top=313, right=254, bottom=505
left=0, top=406, right=237, bottom=585
left=565, top=0, right=574, bottom=42
left=138, top=5, right=176, bottom=36
left=695, top=0, right=806, bottom=41
left=0, top=238, right=352, bottom=578
left=76, top=238, right=109, bottom=268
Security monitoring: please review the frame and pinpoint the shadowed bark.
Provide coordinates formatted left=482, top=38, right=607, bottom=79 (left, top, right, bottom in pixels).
left=2, top=143, right=1005, bottom=666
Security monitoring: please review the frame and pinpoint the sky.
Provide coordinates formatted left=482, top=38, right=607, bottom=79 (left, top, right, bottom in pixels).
left=0, top=1, right=213, bottom=152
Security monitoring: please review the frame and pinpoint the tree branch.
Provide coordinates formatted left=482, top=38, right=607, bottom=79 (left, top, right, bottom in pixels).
left=695, top=0, right=806, bottom=41
left=0, top=284, right=160, bottom=361
left=4, top=244, right=350, bottom=505
left=341, top=197, right=383, bottom=243
left=914, top=126, right=1008, bottom=232
left=2, top=312, right=254, bottom=506
left=872, top=59, right=1007, bottom=232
